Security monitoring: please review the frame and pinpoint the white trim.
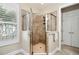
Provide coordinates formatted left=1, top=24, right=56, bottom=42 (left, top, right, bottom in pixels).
left=6, top=49, right=29, bottom=55
left=58, top=7, right=61, bottom=50
left=0, top=21, right=17, bottom=24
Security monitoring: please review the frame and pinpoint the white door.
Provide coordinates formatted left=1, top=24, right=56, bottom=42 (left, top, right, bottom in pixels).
left=63, top=12, right=72, bottom=46
left=63, top=9, right=79, bottom=48
left=71, top=9, right=79, bottom=48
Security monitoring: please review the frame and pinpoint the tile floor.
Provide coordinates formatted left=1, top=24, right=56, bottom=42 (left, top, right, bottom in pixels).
left=54, top=45, right=79, bottom=55
left=33, top=43, right=46, bottom=53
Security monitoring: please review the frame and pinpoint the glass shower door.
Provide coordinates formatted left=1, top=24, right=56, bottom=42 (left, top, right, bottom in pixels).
left=31, top=14, right=46, bottom=54
left=46, top=12, right=58, bottom=54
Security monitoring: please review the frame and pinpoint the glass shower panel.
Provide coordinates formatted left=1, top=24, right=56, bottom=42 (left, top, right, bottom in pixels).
left=22, top=15, right=27, bottom=31
left=47, top=13, right=56, bottom=31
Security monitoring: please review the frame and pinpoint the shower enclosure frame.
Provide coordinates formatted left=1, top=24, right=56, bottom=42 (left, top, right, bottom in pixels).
left=30, top=13, right=48, bottom=55
left=30, top=12, right=58, bottom=55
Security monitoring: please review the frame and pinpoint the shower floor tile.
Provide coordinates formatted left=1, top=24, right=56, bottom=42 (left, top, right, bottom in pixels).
left=33, top=43, right=46, bottom=53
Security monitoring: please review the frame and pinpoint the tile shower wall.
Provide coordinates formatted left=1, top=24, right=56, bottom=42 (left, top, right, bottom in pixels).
left=32, top=15, right=46, bottom=45
left=32, top=14, right=46, bottom=53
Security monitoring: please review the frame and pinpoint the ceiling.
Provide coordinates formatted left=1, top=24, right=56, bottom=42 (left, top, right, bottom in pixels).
left=21, top=3, right=65, bottom=8
left=20, top=3, right=68, bottom=14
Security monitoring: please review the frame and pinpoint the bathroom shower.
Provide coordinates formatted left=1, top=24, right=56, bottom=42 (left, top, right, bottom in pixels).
left=31, top=14, right=47, bottom=54
left=21, top=9, right=57, bottom=55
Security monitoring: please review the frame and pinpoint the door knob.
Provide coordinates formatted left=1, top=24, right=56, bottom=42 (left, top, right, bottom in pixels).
left=69, top=32, right=74, bottom=34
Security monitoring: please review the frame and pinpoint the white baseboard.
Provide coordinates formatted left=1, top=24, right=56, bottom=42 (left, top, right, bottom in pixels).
left=6, top=49, right=30, bottom=55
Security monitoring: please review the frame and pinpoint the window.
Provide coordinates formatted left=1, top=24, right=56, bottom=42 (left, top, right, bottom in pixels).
left=0, top=23, right=17, bottom=40
left=0, top=4, right=19, bottom=46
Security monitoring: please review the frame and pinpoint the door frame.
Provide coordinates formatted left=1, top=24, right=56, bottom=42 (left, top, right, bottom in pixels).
left=59, top=3, right=77, bottom=50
